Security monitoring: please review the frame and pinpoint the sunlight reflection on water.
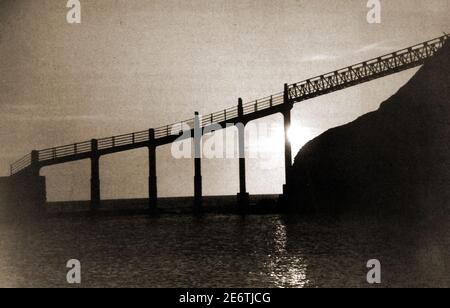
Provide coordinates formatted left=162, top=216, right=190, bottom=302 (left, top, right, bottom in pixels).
left=266, top=218, right=309, bottom=288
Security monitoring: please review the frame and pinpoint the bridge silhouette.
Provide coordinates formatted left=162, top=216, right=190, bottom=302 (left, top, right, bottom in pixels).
left=8, top=35, right=448, bottom=213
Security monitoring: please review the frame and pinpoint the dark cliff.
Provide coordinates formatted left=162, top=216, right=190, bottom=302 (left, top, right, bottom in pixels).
left=288, top=42, right=450, bottom=217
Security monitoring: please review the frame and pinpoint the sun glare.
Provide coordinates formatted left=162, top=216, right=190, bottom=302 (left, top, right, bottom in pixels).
left=288, top=125, right=314, bottom=153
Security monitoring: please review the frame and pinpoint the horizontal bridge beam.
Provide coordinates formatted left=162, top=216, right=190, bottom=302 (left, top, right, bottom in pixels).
left=32, top=106, right=290, bottom=169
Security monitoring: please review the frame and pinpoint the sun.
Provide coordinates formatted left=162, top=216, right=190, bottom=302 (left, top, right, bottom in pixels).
left=287, top=125, right=314, bottom=153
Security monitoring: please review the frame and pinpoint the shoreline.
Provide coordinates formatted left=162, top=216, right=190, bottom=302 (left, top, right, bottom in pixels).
left=45, top=194, right=281, bottom=218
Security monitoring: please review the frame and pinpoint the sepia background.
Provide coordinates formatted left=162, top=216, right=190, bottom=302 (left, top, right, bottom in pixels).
left=0, top=0, right=448, bottom=201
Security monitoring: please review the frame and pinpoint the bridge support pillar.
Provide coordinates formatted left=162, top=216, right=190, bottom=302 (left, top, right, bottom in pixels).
left=30, top=150, right=41, bottom=178
left=30, top=150, right=46, bottom=212
left=90, top=139, right=100, bottom=212
left=237, top=98, right=249, bottom=213
left=194, top=112, right=203, bottom=213
left=148, top=129, right=158, bottom=214
left=1, top=152, right=46, bottom=220
left=282, top=84, right=293, bottom=198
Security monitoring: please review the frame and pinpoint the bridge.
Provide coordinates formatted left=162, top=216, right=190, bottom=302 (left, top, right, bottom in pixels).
left=8, top=34, right=448, bottom=213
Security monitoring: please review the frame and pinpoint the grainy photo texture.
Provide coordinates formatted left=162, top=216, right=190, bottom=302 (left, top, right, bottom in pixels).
left=0, top=0, right=449, bottom=291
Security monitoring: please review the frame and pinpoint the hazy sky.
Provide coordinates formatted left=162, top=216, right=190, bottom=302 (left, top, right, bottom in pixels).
left=0, top=0, right=448, bottom=201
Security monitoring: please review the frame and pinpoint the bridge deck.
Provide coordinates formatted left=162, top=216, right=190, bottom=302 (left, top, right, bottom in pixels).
left=10, top=35, right=448, bottom=175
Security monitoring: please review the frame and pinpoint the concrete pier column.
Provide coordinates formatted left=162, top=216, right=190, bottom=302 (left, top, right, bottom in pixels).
left=90, top=139, right=100, bottom=211
left=282, top=83, right=293, bottom=196
left=30, top=150, right=40, bottom=177
left=148, top=129, right=158, bottom=213
left=30, top=150, right=46, bottom=212
left=237, top=98, right=249, bottom=212
left=194, top=112, right=203, bottom=212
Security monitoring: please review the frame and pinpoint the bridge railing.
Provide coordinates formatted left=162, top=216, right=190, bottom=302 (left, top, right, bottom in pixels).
left=242, top=93, right=284, bottom=115
left=97, top=130, right=149, bottom=150
left=151, top=92, right=285, bottom=139
left=10, top=153, right=32, bottom=176
left=9, top=34, right=448, bottom=176
left=287, top=35, right=447, bottom=101
left=38, top=141, right=92, bottom=162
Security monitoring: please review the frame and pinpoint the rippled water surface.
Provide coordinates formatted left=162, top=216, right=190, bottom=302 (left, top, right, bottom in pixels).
left=0, top=214, right=449, bottom=287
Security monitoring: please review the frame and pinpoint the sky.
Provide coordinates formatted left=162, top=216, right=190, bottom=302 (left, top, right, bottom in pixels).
left=0, top=0, right=449, bottom=201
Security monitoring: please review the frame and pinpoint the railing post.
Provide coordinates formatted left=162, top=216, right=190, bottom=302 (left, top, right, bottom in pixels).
left=148, top=129, right=157, bottom=214
left=90, top=139, right=100, bottom=212
left=237, top=98, right=249, bottom=213
left=282, top=83, right=293, bottom=198
left=194, top=112, right=203, bottom=213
